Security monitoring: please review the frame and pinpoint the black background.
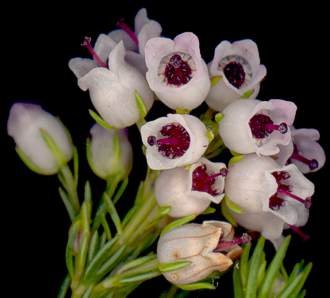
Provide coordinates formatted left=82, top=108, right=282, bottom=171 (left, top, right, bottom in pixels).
left=1, top=1, right=329, bottom=297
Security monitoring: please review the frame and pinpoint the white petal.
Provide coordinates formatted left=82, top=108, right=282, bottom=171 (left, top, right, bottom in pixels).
left=134, top=8, right=149, bottom=33
left=68, top=58, right=97, bottom=79
left=108, top=29, right=137, bottom=51
left=125, top=51, right=148, bottom=74
left=94, top=34, right=117, bottom=62
left=138, top=20, right=162, bottom=56
left=225, top=154, right=279, bottom=213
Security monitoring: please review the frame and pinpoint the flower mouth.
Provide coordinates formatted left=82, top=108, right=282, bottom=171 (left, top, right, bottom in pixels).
left=158, top=52, right=195, bottom=87
left=192, top=164, right=227, bottom=196
left=269, top=171, right=312, bottom=211
left=214, top=233, right=251, bottom=253
left=249, top=114, right=288, bottom=139
left=147, top=122, right=190, bottom=159
left=218, top=55, right=252, bottom=89
left=290, top=145, right=319, bottom=170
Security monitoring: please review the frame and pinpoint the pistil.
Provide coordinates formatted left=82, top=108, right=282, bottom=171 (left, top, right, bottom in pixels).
left=81, top=37, right=108, bottom=68
left=116, top=20, right=139, bottom=45
left=214, top=233, right=251, bottom=252
left=290, top=146, right=318, bottom=170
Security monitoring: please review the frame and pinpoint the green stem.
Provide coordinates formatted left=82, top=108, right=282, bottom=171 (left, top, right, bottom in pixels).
left=57, top=274, right=70, bottom=298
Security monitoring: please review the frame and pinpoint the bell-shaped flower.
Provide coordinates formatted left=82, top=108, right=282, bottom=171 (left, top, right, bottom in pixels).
left=144, top=32, right=211, bottom=110
left=87, top=124, right=133, bottom=180
left=7, top=103, right=73, bottom=175
left=155, top=158, right=226, bottom=217
left=275, top=128, right=325, bottom=173
left=76, top=42, right=154, bottom=128
left=109, top=8, right=162, bottom=55
left=219, top=99, right=297, bottom=156
left=206, top=39, right=267, bottom=111
left=140, top=114, right=209, bottom=170
left=157, top=221, right=246, bottom=284
left=225, top=154, right=314, bottom=246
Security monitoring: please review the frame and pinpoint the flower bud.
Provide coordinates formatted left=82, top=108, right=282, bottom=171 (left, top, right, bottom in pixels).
left=155, top=158, right=226, bottom=217
left=7, top=103, right=72, bottom=175
left=206, top=39, right=266, bottom=111
left=219, top=99, right=297, bottom=156
left=140, top=114, right=209, bottom=170
left=157, top=221, right=241, bottom=284
left=88, top=124, right=133, bottom=180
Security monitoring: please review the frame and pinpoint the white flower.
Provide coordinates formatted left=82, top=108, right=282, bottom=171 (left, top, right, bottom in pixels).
left=88, top=124, right=133, bottom=180
left=7, top=103, right=72, bottom=175
left=219, top=99, right=297, bottom=156
left=109, top=8, right=162, bottom=55
left=76, top=42, right=154, bottom=128
left=157, top=221, right=242, bottom=285
left=140, top=114, right=209, bottom=170
left=155, top=158, right=226, bottom=217
left=225, top=154, right=314, bottom=246
left=275, top=128, right=326, bottom=173
left=206, top=39, right=267, bottom=111
left=144, top=32, right=211, bottom=110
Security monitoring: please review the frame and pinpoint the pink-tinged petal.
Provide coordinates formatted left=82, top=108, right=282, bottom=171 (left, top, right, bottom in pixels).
left=68, top=58, right=97, bottom=79
left=144, top=37, right=174, bottom=70
left=174, top=32, right=201, bottom=59
left=138, top=20, right=162, bottom=56
left=233, top=39, right=260, bottom=71
left=125, top=51, right=148, bottom=74
left=291, top=128, right=326, bottom=173
left=239, top=64, right=267, bottom=94
left=275, top=140, right=294, bottom=165
left=108, top=29, right=137, bottom=51
left=231, top=210, right=285, bottom=249
left=94, top=34, right=117, bottom=62
left=269, top=99, right=297, bottom=126
left=209, top=40, right=233, bottom=75
left=134, top=8, right=149, bottom=33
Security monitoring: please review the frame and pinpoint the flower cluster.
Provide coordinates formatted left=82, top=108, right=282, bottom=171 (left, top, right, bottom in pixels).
left=7, top=7, right=324, bottom=296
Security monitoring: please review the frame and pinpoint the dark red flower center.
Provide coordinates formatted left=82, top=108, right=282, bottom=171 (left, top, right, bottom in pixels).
left=164, top=54, right=193, bottom=86
left=192, top=165, right=227, bottom=196
left=147, top=122, right=190, bottom=159
left=290, top=145, right=319, bottom=170
left=223, top=61, right=245, bottom=88
left=249, top=114, right=288, bottom=139
left=81, top=36, right=108, bottom=68
left=269, top=171, right=312, bottom=210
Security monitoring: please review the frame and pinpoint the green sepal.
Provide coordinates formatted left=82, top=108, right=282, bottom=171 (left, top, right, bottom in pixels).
left=161, top=214, right=196, bottom=237
left=202, top=206, right=216, bottom=215
left=158, top=260, right=191, bottom=273
left=229, top=155, right=244, bottom=166
left=240, top=89, right=254, bottom=99
left=224, top=195, right=243, bottom=214
left=215, top=113, right=224, bottom=123
left=221, top=200, right=238, bottom=227
left=15, top=146, right=52, bottom=175
left=211, top=75, right=222, bottom=87
left=206, top=130, right=214, bottom=142
left=177, top=282, right=216, bottom=291
left=88, top=109, right=113, bottom=130
left=135, top=90, right=147, bottom=119
left=175, top=108, right=190, bottom=114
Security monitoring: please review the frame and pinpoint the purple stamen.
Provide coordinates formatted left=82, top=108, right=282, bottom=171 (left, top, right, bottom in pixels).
left=214, top=233, right=251, bottom=252
left=288, top=225, right=310, bottom=241
left=116, top=20, right=139, bottom=45
left=249, top=114, right=288, bottom=139
left=290, top=146, right=319, bottom=170
left=81, top=37, right=108, bottom=68
left=277, top=187, right=312, bottom=208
